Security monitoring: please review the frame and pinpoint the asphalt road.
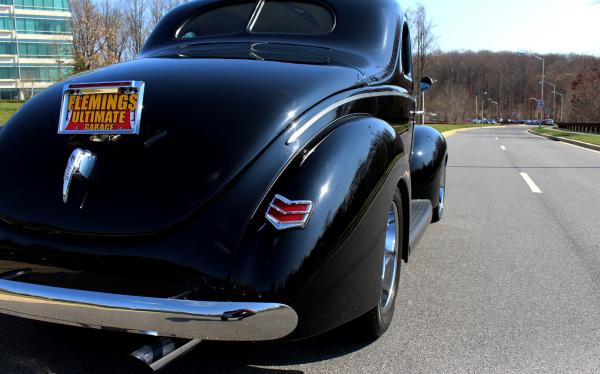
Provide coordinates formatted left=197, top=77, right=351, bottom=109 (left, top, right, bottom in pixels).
left=2, top=126, right=600, bottom=373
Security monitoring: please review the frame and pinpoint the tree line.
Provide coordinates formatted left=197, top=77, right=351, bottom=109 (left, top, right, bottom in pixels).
left=71, top=0, right=187, bottom=71
left=409, top=5, right=600, bottom=124
left=70, top=1, right=600, bottom=124
left=421, top=51, right=600, bottom=123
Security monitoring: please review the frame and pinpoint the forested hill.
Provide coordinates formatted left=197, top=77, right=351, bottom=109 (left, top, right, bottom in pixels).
left=421, top=51, right=600, bottom=123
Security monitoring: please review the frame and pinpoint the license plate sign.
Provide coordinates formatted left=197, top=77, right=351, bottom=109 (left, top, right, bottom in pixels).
left=58, top=81, right=145, bottom=135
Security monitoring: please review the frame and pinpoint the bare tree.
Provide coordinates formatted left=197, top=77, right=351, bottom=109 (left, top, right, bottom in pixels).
left=52, top=41, right=70, bottom=84
left=71, top=0, right=106, bottom=71
left=123, top=0, right=148, bottom=58
left=100, top=0, right=128, bottom=65
left=72, top=0, right=186, bottom=70
left=420, top=51, right=599, bottom=123
left=67, top=0, right=600, bottom=126
left=409, top=4, right=436, bottom=85
left=149, top=0, right=167, bottom=30
left=150, top=0, right=187, bottom=30
left=570, top=61, right=600, bottom=123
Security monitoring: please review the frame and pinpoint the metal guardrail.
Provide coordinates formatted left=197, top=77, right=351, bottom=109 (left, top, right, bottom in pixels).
left=557, top=123, right=600, bottom=134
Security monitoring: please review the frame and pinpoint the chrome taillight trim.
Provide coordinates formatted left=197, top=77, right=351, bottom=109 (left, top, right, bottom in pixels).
left=265, top=194, right=314, bottom=230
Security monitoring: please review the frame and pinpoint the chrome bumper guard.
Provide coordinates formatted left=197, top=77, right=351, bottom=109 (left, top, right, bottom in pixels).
left=0, top=279, right=298, bottom=341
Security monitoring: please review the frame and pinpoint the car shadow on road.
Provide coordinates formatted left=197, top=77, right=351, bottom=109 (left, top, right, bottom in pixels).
left=0, top=315, right=374, bottom=373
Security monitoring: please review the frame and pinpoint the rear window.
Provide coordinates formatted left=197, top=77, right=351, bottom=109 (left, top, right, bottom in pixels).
left=177, top=2, right=256, bottom=39
left=177, top=1, right=335, bottom=40
left=251, top=1, right=334, bottom=35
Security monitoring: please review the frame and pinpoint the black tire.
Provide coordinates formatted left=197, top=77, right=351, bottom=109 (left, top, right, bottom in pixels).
left=356, top=189, right=403, bottom=340
left=432, top=161, right=447, bottom=223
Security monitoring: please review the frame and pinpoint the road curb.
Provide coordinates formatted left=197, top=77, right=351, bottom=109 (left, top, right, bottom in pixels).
left=527, top=129, right=600, bottom=152
left=442, top=125, right=516, bottom=137
left=442, top=128, right=479, bottom=137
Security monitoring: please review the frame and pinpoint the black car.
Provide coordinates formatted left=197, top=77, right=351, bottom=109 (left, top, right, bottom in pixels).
left=0, top=0, right=447, bottom=366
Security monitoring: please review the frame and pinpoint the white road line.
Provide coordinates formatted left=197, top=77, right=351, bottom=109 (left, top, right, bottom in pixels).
left=558, top=140, right=600, bottom=155
left=495, top=137, right=499, bottom=140
left=520, top=173, right=542, bottom=194
left=501, top=145, right=507, bottom=151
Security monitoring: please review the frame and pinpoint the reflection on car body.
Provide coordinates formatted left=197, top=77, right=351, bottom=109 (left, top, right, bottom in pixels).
left=0, top=0, right=448, bottom=367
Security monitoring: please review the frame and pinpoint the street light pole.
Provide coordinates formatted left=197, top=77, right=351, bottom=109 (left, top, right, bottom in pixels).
left=523, top=53, right=545, bottom=121
left=554, top=91, right=564, bottom=123
left=482, top=92, right=488, bottom=120
left=476, top=91, right=487, bottom=122
left=490, top=100, right=499, bottom=120
left=483, top=92, right=488, bottom=120
left=419, top=79, right=436, bottom=125
left=541, top=81, right=557, bottom=120
left=539, top=57, right=545, bottom=120
left=529, top=98, right=540, bottom=124
left=422, top=91, right=425, bottom=125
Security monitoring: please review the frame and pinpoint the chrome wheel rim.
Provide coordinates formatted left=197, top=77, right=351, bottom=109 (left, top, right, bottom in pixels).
left=439, top=166, right=447, bottom=217
left=380, top=202, right=399, bottom=312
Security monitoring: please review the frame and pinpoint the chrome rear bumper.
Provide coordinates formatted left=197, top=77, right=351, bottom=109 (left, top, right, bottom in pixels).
left=0, top=279, right=298, bottom=341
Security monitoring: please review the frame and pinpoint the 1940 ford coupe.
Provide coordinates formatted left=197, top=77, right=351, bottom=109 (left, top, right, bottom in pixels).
left=0, top=0, right=447, bottom=363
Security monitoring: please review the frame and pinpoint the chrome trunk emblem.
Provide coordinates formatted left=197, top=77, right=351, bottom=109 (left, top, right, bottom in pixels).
left=63, top=148, right=97, bottom=204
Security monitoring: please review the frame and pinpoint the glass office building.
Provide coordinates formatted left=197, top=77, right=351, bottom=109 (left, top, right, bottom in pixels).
left=0, top=0, right=74, bottom=99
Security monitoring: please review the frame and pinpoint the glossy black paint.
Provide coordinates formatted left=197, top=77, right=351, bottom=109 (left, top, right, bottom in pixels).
left=0, top=0, right=444, bottom=340
left=0, top=52, right=365, bottom=235
left=411, top=125, right=449, bottom=211
left=230, top=117, right=406, bottom=338
left=143, top=0, right=409, bottom=90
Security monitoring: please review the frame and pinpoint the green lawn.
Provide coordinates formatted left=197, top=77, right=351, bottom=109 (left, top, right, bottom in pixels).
left=531, top=127, right=600, bottom=146
left=0, top=102, right=24, bottom=126
left=429, top=124, right=495, bottom=134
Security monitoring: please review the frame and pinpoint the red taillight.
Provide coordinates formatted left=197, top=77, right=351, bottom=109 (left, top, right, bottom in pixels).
left=265, top=195, right=313, bottom=230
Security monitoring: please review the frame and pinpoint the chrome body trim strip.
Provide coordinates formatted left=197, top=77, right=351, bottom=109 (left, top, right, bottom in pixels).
left=286, top=89, right=412, bottom=144
left=0, top=280, right=298, bottom=341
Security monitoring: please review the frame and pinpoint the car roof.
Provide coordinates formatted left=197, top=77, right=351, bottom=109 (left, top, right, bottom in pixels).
left=142, top=0, right=406, bottom=74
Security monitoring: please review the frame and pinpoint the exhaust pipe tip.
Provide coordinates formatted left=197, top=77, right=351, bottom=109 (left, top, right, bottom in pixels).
left=130, top=338, right=202, bottom=372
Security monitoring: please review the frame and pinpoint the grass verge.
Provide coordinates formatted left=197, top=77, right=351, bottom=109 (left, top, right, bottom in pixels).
left=530, top=127, right=600, bottom=146
left=0, top=102, right=24, bottom=126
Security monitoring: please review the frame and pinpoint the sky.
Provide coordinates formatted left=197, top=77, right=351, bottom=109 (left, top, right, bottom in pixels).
left=404, top=0, right=600, bottom=56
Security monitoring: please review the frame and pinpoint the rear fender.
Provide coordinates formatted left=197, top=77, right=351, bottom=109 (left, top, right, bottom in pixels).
left=229, top=116, right=408, bottom=338
left=410, top=125, right=448, bottom=207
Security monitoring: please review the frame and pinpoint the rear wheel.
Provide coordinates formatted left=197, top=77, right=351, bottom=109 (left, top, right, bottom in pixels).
left=357, top=189, right=403, bottom=340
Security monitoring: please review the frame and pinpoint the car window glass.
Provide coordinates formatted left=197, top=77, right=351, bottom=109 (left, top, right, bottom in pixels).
left=177, top=2, right=256, bottom=39
left=251, top=1, right=334, bottom=35
left=401, top=23, right=412, bottom=77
